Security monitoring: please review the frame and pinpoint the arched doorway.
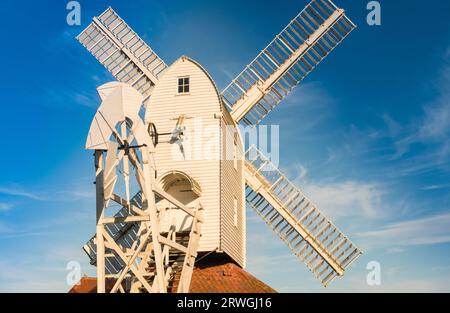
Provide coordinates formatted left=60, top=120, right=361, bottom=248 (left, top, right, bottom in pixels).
left=157, top=171, right=201, bottom=232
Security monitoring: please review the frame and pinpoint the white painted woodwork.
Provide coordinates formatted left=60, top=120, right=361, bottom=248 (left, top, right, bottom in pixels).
left=221, top=0, right=356, bottom=126
left=86, top=83, right=204, bottom=293
left=145, top=57, right=246, bottom=266
left=220, top=109, right=246, bottom=267
left=86, top=82, right=143, bottom=150
left=230, top=11, right=346, bottom=123
left=244, top=146, right=362, bottom=286
left=77, top=7, right=168, bottom=103
left=79, top=0, right=362, bottom=290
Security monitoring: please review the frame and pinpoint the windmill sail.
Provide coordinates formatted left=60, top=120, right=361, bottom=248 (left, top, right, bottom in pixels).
left=244, top=146, right=361, bottom=286
left=77, top=7, right=168, bottom=102
left=221, top=0, right=356, bottom=126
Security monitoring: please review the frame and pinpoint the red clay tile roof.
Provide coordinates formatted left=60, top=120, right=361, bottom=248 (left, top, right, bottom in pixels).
left=69, top=277, right=116, bottom=293
left=69, top=254, right=276, bottom=293
left=186, top=257, right=276, bottom=293
left=69, top=277, right=97, bottom=293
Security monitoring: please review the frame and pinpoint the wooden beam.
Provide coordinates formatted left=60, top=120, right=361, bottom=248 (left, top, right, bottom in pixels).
left=101, top=215, right=150, bottom=224
left=153, top=186, right=202, bottom=222
left=95, top=150, right=106, bottom=293
left=158, top=235, right=187, bottom=254
left=244, top=160, right=345, bottom=276
left=230, top=9, right=345, bottom=123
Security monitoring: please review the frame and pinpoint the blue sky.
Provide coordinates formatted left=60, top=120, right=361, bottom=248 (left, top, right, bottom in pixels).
left=0, top=0, right=449, bottom=292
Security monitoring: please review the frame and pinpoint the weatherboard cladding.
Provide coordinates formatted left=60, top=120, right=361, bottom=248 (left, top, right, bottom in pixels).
left=220, top=107, right=246, bottom=267
left=145, top=57, right=245, bottom=265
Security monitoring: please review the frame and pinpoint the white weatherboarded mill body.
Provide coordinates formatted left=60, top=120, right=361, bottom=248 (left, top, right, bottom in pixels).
left=77, top=0, right=362, bottom=293
left=145, top=57, right=246, bottom=267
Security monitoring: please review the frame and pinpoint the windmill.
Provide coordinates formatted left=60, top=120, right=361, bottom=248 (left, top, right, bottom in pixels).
left=76, top=0, right=362, bottom=293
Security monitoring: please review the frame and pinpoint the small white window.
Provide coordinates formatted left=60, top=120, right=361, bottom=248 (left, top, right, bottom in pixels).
left=233, top=197, right=238, bottom=227
left=178, top=76, right=190, bottom=94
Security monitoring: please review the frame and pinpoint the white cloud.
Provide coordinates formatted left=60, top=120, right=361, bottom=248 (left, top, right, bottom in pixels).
left=289, top=82, right=333, bottom=106
left=51, top=185, right=95, bottom=201
left=41, top=85, right=99, bottom=109
left=68, top=190, right=95, bottom=199
left=382, top=114, right=402, bottom=138
left=301, top=181, right=383, bottom=220
left=216, top=62, right=240, bottom=82
left=419, top=100, right=450, bottom=142
left=0, top=250, right=93, bottom=292
left=386, top=247, right=404, bottom=254
left=0, top=182, right=95, bottom=204
left=280, top=82, right=334, bottom=130
left=418, top=60, right=450, bottom=142
left=422, top=184, right=450, bottom=191
left=246, top=254, right=299, bottom=276
left=0, top=186, right=45, bottom=201
left=358, top=212, right=450, bottom=247
left=385, top=46, right=450, bottom=163
left=0, top=202, right=14, bottom=212
left=293, top=163, right=308, bottom=181
left=324, top=147, right=337, bottom=164
left=344, top=276, right=450, bottom=293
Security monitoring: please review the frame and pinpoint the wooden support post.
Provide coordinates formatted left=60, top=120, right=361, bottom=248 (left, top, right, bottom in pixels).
left=95, top=150, right=106, bottom=293
left=140, top=146, right=167, bottom=293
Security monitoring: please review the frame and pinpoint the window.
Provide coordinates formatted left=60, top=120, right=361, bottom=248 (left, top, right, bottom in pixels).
left=233, top=197, right=238, bottom=228
left=178, top=77, right=190, bottom=94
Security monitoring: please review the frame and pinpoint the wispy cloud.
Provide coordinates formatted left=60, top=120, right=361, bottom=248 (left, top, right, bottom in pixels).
left=0, top=186, right=46, bottom=201
left=247, top=253, right=299, bottom=276
left=0, top=182, right=95, bottom=203
left=292, top=163, right=308, bottom=181
left=358, top=212, right=450, bottom=247
left=344, top=275, right=450, bottom=293
left=0, top=209, right=90, bottom=240
left=388, top=149, right=449, bottom=178
left=0, top=249, right=93, bottom=292
left=40, top=84, right=99, bottom=109
left=0, top=202, right=14, bottom=212
left=0, top=231, right=55, bottom=239
left=216, top=62, right=240, bottom=83
left=384, top=46, right=450, bottom=166
left=0, top=219, right=55, bottom=239
left=324, top=147, right=337, bottom=165
left=285, top=81, right=334, bottom=108
left=417, top=56, right=450, bottom=143
left=280, top=82, right=334, bottom=131
left=386, top=247, right=405, bottom=254
left=422, top=184, right=450, bottom=191
left=301, top=180, right=383, bottom=220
